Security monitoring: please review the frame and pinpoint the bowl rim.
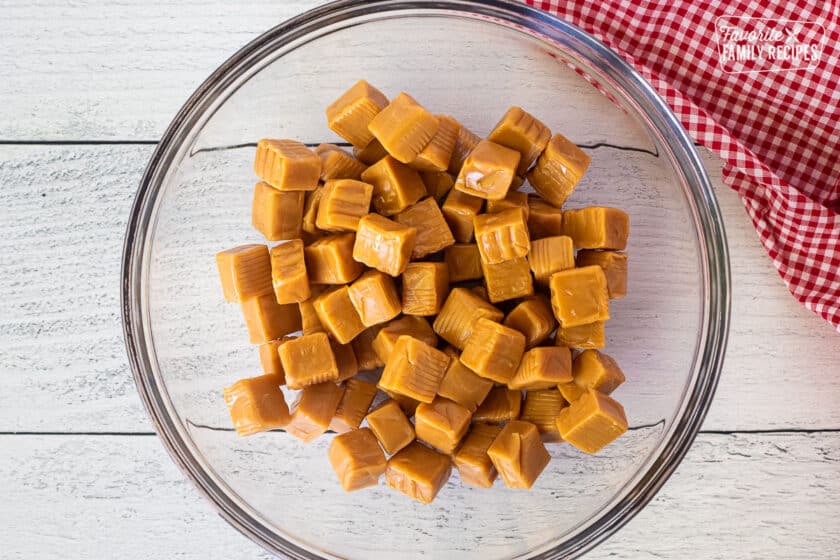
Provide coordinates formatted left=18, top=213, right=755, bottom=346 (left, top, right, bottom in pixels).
left=121, top=1, right=731, bottom=558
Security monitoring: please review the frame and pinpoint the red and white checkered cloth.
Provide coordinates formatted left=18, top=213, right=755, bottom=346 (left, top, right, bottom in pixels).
left=526, top=0, right=840, bottom=331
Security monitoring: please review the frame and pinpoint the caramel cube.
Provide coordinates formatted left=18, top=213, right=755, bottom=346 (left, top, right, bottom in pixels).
left=454, top=140, right=521, bottom=201
left=270, top=240, right=310, bottom=304
left=347, top=270, right=402, bottom=327
left=360, top=155, right=426, bottom=216
left=486, top=190, right=529, bottom=219
left=372, top=316, right=437, bottom=363
left=415, top=397, right=472, bottom=454
left=557, top=382, right=586, bottom=404
left=252, top=181, right=304, bottom=241
left=241, top=293, right=302, bottom=344
left=378, top=335, right=451, bottom=403
left=316, top=143, right=368, bottom=181
left=301, top=186, right=324, bottom=235
left=554, top=321, right=606, bottom=350
left=503, top=295, right=556, bottom=348
left=520, top=389, right=567, bottom=441
left=304, top=233, right=363, bottom=284
left=278, top=332, right=339, bottom=389
left=529, top=235, right=575, bottom=286
left=258, top=339, right=285, bottom=381
left=353, top=214, right=417, bottom=276
left=421, top=170, right=455, bottom=200
left=437, top=352, right=494, bottom=412
left=487, top=106, right=551, bottom=175
left=401, top=262, right=450, bottom=316
left=448, top=122, right=482, bottom=175
left=298, top=287, right=326, bottom=335
left=313, top=286, right=366, bottom=344
left=508, top=347, right=573, bottom=390
left=460, top=318, right=526, bottom=384
left=573, top=349, right=626, bottom=394
left=555, top=389, right=627, bottom=454
left=254, top=139, right=321, bottom=191
left=577, top=250, right=628, bottom=299
left=329, top=378, right=378, bottom=433
left=223, top=374, right=290, bottom=436
left=441, top=189, right=484, bottom=242
left=216, top=244, right=273, bottom=302
left=368, top=92, right=440, bottom=163
left=325, top=79, right=389, bottom=147
left=473, top=208, right=530, bottom=264
left=481, top=257, right=534, bottom=303
left=315, top=179, right=373, bottom=232
left=366, top=400, right=415, bottom=455
left=328, top=427, right=387, bottom=491
left=487, top=421, right=551, bottom=489
left=549, top=266, right=610, bottom=328
left=453, top=423, right=502, bottom=488
left=526, top=133, right=591, bottom=207
left=352, top=326, right=385, bottom=371
left=527, top=196, right=564, bottom=239
left=354, top=138, right=388, bottom=165
left=330, top=338, right=359, bottom=382
left=473, top=387, right=522, bottom=423
left=433, top=287, right=504, bottom=349
left=410, top=115, right=459, bottom=172
left=443, top=243, right=482, bottom=282
left=561, top=206, right=630, bottom=250
left=286, top=382, right=345, bottom=443
left=395, top=198, right=455, bottom=259
left=386, top=441, right=452, bottom=504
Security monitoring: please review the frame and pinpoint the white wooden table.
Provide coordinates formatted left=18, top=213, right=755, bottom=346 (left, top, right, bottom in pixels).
left=1, top=1, right=839, bottom=558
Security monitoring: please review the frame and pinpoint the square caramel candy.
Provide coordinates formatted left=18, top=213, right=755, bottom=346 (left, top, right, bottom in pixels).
left=368, top=92, right=440, bottom=163
left=473, top=387, right=522, bottom=423
left=353, top=213, right=417, bottom=277
left=508, top=347, right=573, bottom=390
left=437, top=350, right=493, bottom=412
left=329, top=378, right=378, bottom=433
left=527, top=196, right=564, bottom=239
left=286, top=382, right=345, bottom=443
left=481, top=257, right=534, bottom=303
left=433, top=287, right=504, bottom=350
left=258, top=339, right=286, bottom=380
left=304, top=233, right=364, bottom=284
left=557, top=382, right=586, bottom=404
left=223, top=374, right=289, bottom=436
left=453, top=423, right=502, bottom=488
left=351, top=326, right=385, bottom=371
left=252, top=181, right=304, bottom=241
left=573, top=349, right=626, bottom=394
left=549, top=265, right=610, bottom=328
left=409, top=115, right=460, bottom=172
left=401, top=262, right=450, bottom=316
left=460, top=318, right=526, bottom=384
left=473, top=208, right=530, bottom=264
left=316, top=143, right=368, bottom=181
left=526, top=133, right=591, bottom=207
left=561, top=206, right=630, bottom=250
left=353, top=137, right=389, bottom=165
left=328, top=427, right=387, bottom=491
left=415, top=397, right=472, bottom=454
left=454, top=140, right=521, bottom=201
left=330, top=337, right=359, bottom=382
left=487, top=106, right=551, bottom=175
left=395, top=198, right=456, bottom=259
left=372, top=316, right=437, bottom=363
left=487, top=420, right=551, bottom=489
left=278, top=332, right=339, bottom=389
left=313, top=286, right=366, bottom=344
left=360, top=155, right=427, bottom=216
left=421, top=170, right=455, bottom=201
left=486, top=190, right=530, bottom=219
left=254, top=139, right=321, bottom=191
left=270, top=240, right=310, bottom=304
left=298, top=286, right=326, bottom=335
left=378, top=335, right=450, bottom=403
left=520, top=389, right=568, bottom=441
left=529, top=235, right=575, bottom=286
left=443, top=243, right=482, bottom=282
left=347, top=269, right=402, bottom=327
left=366, top=399, right=415, bottom=455
left=447, top=121, right=482, bottom=175
left=503, top=295, right=557, bottom=348
left=576, top=250, right=628, bottom=299
left=441, top=189, right=484, bottom=243
left=555, top=389, right=627, bottom=454
left=216, top=244, right=273, bottom=302
left=325, top=79, right=389, bottom=147
left=385, top=441, right=452, bottom=504
left=241, top=293, right=302, bottom=344
left=315, top=179, right=373, bottom=232
left=555, top=321, right=606, bottom=350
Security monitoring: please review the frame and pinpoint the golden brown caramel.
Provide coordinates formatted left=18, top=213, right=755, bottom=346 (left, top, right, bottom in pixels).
left=415, top=397, right=472, bottom=454
left=278, top=332, right=339, bottom=389
left=453, top=423, right=502, bottom=488
left=508, top=346, right=573, bottom=390
left=487, top=106, right=551, bottom=175
left=448, top=122, right=482, bottom=175
left=487, top=420, right=551, bottom=489
left=554, top=321, right=606, bottom=350
left=361, top=155, right=427, bottom=216
left=347, top=270, right=402, bottom=327
left=254, top=139, right=321, bottom=191
left=353, top=213, right=417, bottom=277
left=527, top=196, right=564, bottom=239
left=258, top=339, right=286, bottom=381
left=555, top=389, right=627, bottom=454
left=241, top=293, right=302, bottom=344
left=503, top=295, right=556, bottom=349
left=216, top=244, right=274, bottom=302
left=395, top=198, right=456, bottom=259
left=366, top=400, right=415, bottom=455
left=401, top=262, right=450, bottom=316
left=526, top=133, right=591, bottom=207
left=368, top=92, right=440, bottom=163
left=520, top=389, right=567, bottom=441
left=437, top=351, right=494, bottom=412
left=328, top=427, right=387, bottom=491
left=561, top=206, right=630, bottom=250
left=529, top=235, right=575, bottom=286
left=460, top=318, right=527, bottom=384
left=473, top=387, right=521, bottom=423
left=304, top=233, right=364, bottom=284
left=481, top=257, right=534, bottom=303
left=473, top=208, right=530, bottom=264
left=486, top=190, right=529, bottom=219
left=443, top=243, right=483, bottom=282
left=286, top=382, right=345, bottom=443
left=252, top=181, right=305, bottom=241
left=385, top=441, right=452, bottom=504
left=576, top=250, right=628, bottom=299
left=433, top=287, right=504, bottom=350
left=325, top=80, right=389, bottom=147
left=351, top=326, right=384, bottom=371
left=378, top=336, right=450, bottom=403
left=329, top=378, right=378, bottom=433
left=330, top=338, right=360, bottom=382
left=315, top=179, right=373, bottom=232
left=353, top=138, right=388, bottom=165
left=573, top=349, right=626, bottom=394
left=421, top=170, right=455, bottom=200
left=372, top=316, right=437, bottom=363
left=549, top=265, right=610, bottom=328
left=313, top=286, right=367, bottom=344
left=410, top=115, right=459, bottom=172
left=557, top=382, right=586, bottom=404
left=316, top=143, right=368, bottom=181
left=270, top=240, right=310, bottom=304
left=441, top=188, right=484, bottom=243
left=223, top=374, right=290, bottom=436
left=454, top=140, right=521, bottom=200
left=298, top=286, right=326, bottom=335
left=301, top=186, right=324, bottom=235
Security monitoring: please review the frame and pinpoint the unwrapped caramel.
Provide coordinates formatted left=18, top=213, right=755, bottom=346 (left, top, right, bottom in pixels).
left=224, top=374, right=290, bottom=436
left=386, top=441, right=452, bottom=504
left=329, top=427, right=387, bottom=491
left=453, top=423, right=502, bottom=488
left=487, top=421, right=551, bottom=489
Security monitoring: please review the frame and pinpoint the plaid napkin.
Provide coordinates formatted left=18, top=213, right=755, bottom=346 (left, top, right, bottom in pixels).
left=526, top=0, right=840, bottom=331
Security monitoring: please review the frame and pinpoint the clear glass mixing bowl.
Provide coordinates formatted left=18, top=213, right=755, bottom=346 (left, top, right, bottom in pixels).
left=122, top=1, right=730, bottom=558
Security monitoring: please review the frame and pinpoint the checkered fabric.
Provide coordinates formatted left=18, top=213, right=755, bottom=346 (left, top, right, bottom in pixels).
left=525, top=0, right=840, bottom=331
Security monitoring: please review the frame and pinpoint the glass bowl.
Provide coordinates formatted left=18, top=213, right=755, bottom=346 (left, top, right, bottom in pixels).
left=121, top=1, right=730, bottom=558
